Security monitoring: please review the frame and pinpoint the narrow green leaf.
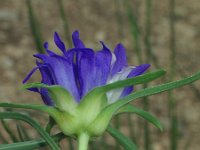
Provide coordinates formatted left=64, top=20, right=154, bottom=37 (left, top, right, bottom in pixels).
left=100, top=69, right=165, bottom=92
left=26, top=0, right=45, bottom=53
left=17, top=124, right=25, bottom=142
left=92, top=71, right=200, bottom=131
left=17, top=122, right=31, bottom=141
left=1, top=120, right=18, bottom=142
left=0, top=112, right=60, bottom=150
left=80, top=69, right=165, bottom=106
left=0, top=133, right=65, bottom=150
left=125, top=0, right=142, bottom=63
left=57, top=0, right=72, bottom=47
left=112, top=70, right=200, bottom=111
left=21, top=82, right=47, bottom=90
left=116, top=105, right=163, bottom=131
left=107, top=125, right=138, bottom=150
left=45, top=116, right=56, bottom=134
left=0, top=103, right=55, bottom=115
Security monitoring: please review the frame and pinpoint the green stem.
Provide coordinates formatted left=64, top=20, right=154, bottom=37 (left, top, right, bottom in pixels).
left=68, top=138, right=74, bottom=150
left=143, top=96, right=150, bottom=150
left=114, top=115, right=120, bottom=149
left=143, top=0, right=152, bottom=149
left=1, top=120, right=18, bottom=142
left=127, top=114, right=135, bottom=141
left=78, top=133, right=90, bottom=150
left=26, top=0, right=45, bottom=54
left=125, top=0, right=142, bottom=63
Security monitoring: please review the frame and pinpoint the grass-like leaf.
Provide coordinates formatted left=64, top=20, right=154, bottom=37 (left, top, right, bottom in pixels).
left=116, top=70, right=200, bottom=109
left=0, top=103, right=55, bottom=115
left=26, top=0, right=45, bottom=53
left=96, top=70, right=200, bottom=127
left=0, top=132, right=65, bottom=150
left=16, top=124, right=25, bottom=142
left=116, top=104, right=163, bottom=131
left=107, top=125, right=138, bottom=150
left=125, top=0, right=142, bottom=63
left=1, top=120, right=18, bottom=142
left=45, top=116, right=56, bottom=134
left=16, top=122, right=31, bottom=141
left=101, top=69, right=165, bottom=92
left=0, top=112, right=60, bottom=150
left=57, top=0, right=72, bottom=47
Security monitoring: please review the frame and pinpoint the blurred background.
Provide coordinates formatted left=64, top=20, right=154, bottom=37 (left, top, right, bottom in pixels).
left=0, top=0, right=200, bottom=149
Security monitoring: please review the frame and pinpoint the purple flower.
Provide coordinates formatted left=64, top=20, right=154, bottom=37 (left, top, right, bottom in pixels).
left=23, top=31, right=150, bottom=105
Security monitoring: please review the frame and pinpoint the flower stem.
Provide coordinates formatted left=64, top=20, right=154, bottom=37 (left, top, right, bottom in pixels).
left=78, top=133, right=90, bottom=150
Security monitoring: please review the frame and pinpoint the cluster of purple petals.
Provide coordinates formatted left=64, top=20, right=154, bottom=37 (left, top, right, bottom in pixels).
left=23, top=31, right=150, bottom=105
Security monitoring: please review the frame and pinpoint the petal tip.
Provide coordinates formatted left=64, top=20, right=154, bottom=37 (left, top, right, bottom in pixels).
left=117, top=43, right=124, bottom=47
left=54, top=32, right=59, bottom=37
left=100, top=41, right=110, bottom=50
left=54, top=32, right=66, bottom=52
left=72, top=30, right=85, bottom=48
left=115, top=43, right=126, bottom=52
left=43, top=42, right=48, bottom=49
left=72, top=30, right=79, bottom=37
left=141, top=63, right=151, bottom=69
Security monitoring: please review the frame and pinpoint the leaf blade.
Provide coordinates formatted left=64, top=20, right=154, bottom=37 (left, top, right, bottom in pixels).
left=80, top=69, right=165, bottom=107
left=0, top=133, right=65, bottom=150
left=116, top=105, right=163, bottom=131
left=0, top=112, right=60, bottom=150
left=26, top=0, right=45, bottom=53
left=91, top=71, right=200, bottom=133
left=1, top=120, right=19, bottom=142
left=99, top=69, right=165, bottom=92
left=0, top=103, right=54, bottom=114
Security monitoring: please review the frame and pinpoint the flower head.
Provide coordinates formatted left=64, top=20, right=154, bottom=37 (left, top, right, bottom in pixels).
left=23, top=31, right=150, bottom=137
left=24, top=31, right=149, bottom=105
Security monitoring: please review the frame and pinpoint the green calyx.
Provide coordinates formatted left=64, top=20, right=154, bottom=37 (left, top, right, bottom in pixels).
left=22, top=83, right=110, bottom=137
left=21, top=69, right=166, bottom=138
